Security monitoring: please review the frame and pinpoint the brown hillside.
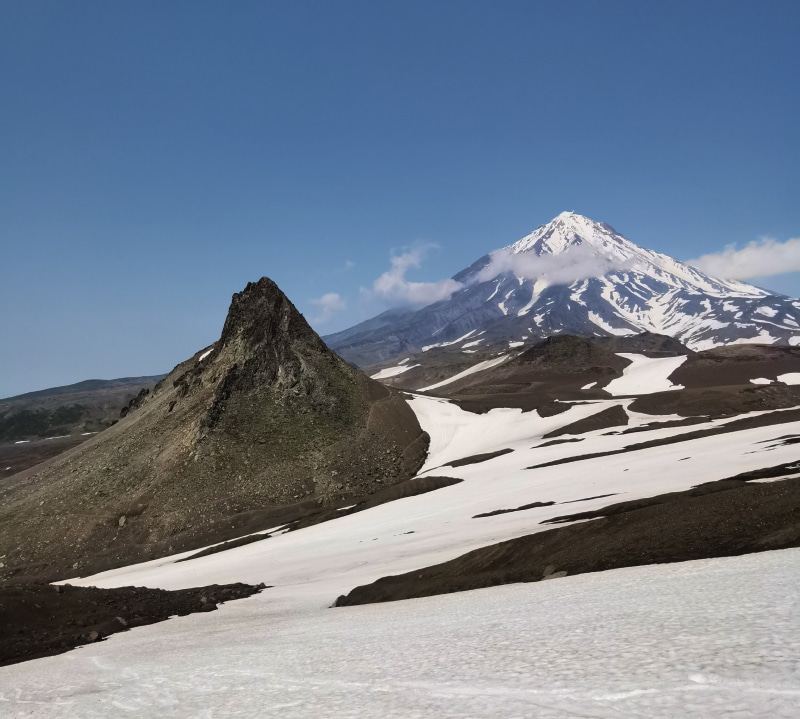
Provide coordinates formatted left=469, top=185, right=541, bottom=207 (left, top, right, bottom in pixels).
left=0, top=278, right=426, bottom=582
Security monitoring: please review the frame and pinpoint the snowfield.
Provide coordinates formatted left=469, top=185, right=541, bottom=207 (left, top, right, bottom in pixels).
left=2, top=394, right=800, bottom=716
left=2, top=550, right=798, bottom=718
left=418, top=355, right=509, bottom=392
left=604, top=352, right=687, bottom=395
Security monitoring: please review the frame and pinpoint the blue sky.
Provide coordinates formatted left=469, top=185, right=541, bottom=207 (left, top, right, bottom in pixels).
left=2, top=0, right=799, bottom=397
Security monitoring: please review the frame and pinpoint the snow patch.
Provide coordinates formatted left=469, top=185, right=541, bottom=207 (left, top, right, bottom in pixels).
left=588, top=311, right=633, bottom=336
left=418, top=355, right=510, bottom=392
left=517, top=278, right=548, bottom=316
left=422, top=331, right=476, bottom=352
left=604, top=354, right=687, bottom=396
left=371, top=364, right=420, bottom=380
left=723, top=330, right=780, bottom=347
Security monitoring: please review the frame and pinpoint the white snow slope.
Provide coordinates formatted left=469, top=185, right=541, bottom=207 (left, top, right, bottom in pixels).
left=2, top=396, right=800, bottom=717
left=370, top=362, right=420, bottom=380
left=604, top=352, right=687, bottom=395
left=418, top=354, right=509, bottom=392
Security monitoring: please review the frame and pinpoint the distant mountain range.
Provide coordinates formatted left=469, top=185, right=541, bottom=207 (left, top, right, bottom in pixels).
left=0, top=376, right=167, bottom=404
left=0, top=376, right=166, bottom=443
left=325, top=212, right=800, bottom=368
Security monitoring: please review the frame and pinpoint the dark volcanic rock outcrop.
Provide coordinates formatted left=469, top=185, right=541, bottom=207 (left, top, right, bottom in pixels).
left=513, top=334, right=628, bottom=372
left=406, top=335, right=634, bottom=409
left=0, top=581, right=266, bottom=667
left=593, top=332, right=690, bottom=357
left=0, top=278, right=427, bottom=582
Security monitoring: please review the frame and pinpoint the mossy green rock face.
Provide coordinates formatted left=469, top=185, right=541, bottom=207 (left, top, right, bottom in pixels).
left=0, top=278, right=427, bottom=582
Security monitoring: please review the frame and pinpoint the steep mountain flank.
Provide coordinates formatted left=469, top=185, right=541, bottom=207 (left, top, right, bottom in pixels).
left=0, top=278, right=427, bottom=582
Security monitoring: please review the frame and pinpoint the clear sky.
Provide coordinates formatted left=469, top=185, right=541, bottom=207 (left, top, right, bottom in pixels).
left=2, top=0, right=799, bottom=398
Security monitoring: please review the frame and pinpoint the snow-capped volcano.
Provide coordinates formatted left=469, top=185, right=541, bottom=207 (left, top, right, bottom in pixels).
left=325, top=213, right=800, bottom=367
left=503, top=211, right=763, bottom=298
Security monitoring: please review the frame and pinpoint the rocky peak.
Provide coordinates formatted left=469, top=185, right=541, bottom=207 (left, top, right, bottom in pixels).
left=0, top=277, right=426, bottom=580
left=201, top=277, right=355, bottom=429
left=508, top=212, right=613, bottom=255
left=218, top=277, right=321, bottom=357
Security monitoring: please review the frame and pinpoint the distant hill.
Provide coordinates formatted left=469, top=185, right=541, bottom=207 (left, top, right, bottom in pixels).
left=1, top=376, right=166, bottom=403
left=0, top=375, right=166, bottom=444
left=0, top=375, right=168, bottom=481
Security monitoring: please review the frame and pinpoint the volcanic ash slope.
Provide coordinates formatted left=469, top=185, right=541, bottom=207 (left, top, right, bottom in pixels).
left=0, top=278, right=427, bottom=581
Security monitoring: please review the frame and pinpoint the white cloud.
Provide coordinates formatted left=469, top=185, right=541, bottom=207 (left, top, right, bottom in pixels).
left=475, top=244, right=634, bottom=285
left=687, top=237, right=800, bottom=279
left=370, top=245, right=463, bottom=306
left=364, top=240, right=637, bottom=313
left=310, top=292, right=347, bottom=324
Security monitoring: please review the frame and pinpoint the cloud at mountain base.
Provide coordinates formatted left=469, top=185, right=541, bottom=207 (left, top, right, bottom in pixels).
left=362, top=236, right=655, bottom=314
left=688, top=237, right=800, bottom=279
left=475, top=244, right=634, bottom=285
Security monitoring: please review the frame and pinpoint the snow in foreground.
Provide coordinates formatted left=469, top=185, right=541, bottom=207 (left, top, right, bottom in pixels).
left=2, top=549, right=798, bottom=718
left=3, top=395, right=800, bottom=716
left=60, top=398, right=800, bottom=597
